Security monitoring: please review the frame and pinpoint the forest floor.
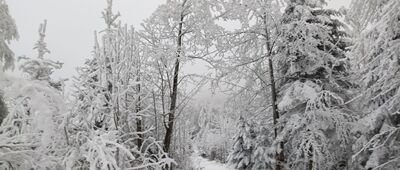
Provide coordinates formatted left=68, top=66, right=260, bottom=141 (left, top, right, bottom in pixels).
left=190, top=149, right=234, bottom=170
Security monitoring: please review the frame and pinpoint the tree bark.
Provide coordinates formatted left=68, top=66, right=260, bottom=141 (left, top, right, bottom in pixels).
left=163, top=7, right=184, bottom=154
left=268, top=56, right=285, bottom=170
left=152, top=91, right=159, bottom=140
left=136, top=75, right=143, bottom=148
left=0, top=93, right=8, bottom=125
left=263, top=13, right=284, bottom=170
left=308, top=146, right=313, bottom=170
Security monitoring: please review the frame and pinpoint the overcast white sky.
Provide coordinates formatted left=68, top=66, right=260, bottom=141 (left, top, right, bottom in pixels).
left=7, top=0, right=350, bottom=104
left=8, top=0, right=165, bottom=80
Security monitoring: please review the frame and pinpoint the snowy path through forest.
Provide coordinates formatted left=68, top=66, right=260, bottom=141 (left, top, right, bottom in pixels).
left=190, top=148, right=234, bottom=170
left=190, top=155, right=234, bottom=170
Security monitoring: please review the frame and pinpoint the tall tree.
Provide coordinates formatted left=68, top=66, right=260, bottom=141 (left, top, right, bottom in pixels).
left=277, top=0, right=354, bottom=169
left=67, top=1, right=172, bottom=169
left=215, top=0, right=285, bottom=168
left=349, top=0, right=400, bottom=169
left=0, top=0, right=18, bottom=125
left=139, top=0, right=222, bottom=156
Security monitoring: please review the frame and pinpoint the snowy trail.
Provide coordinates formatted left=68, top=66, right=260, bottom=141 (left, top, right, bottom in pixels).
left=190, top=155, right=234, bottom=170
left=190, top=148, right=234, bottom=170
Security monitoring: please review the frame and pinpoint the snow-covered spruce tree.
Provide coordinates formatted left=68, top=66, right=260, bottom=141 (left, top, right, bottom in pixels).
left=67, top=1, right=172, bottom=169
left=0, top=21, right=68, bottom=169
left=0, top=0, right=18, bottom=125
left=220, top=84, right=277, bottom=170
left=229, top=90, right=276, bottom=170
left=228, top=116, right=256, bottom=170
left=276, top=0, right=355, bottom=169
left=348, top=0, right=400, bottom=169
left=0, top=0, right=18, bottom=71
left=139, top=0, right=222, bottom=165
left=18, top=20, right=65, bottom=90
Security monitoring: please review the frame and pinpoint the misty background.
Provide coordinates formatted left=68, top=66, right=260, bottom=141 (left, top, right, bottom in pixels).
left=7, top=0, right=350, bottom=105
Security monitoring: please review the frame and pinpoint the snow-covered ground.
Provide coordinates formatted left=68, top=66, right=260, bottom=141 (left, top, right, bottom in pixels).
left=191, top=155, right=234, bottom=170
left=190, top=148, right=234, bottom=170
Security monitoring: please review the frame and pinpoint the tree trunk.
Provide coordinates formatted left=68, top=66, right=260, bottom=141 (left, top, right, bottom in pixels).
left=163, top=10, right=184, bottom=154
left=152, top=91, right=159, bottom=140
left=263, top=13, right=284, bottom=170
left=0, top=93, right=8, bottom=125
left=268, top=56, right=285, bottom=170
left=136, top=71, right=143, bottom=148
left=308, top=146, right=313, bottom=170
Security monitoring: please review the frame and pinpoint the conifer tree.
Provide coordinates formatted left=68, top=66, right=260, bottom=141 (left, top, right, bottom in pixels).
left=19, top=20, right=64, bottom=90
left=349, top=0, right=400, bottom=169
left=277, top=0, right=354, bottom=169
left=0, top=21, right=68, bottom=169
left=0, top=0, right=18, bottom=71
left=0, top=0, right=18, bottom=125
left=228, top=116, right=256, bottom=170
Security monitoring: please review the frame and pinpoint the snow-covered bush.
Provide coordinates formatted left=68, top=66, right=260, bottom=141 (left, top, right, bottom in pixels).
left=0, top=76, right=68, bottom=169
left=193, top=105, right=236, bottom=163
